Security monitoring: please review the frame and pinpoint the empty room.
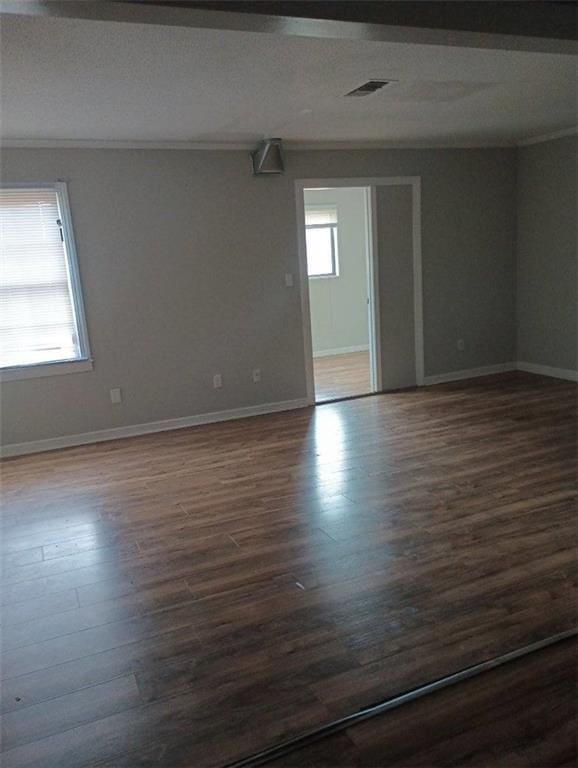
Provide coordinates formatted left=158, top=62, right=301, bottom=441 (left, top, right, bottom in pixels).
left=0, top=2, right=576, bottom=767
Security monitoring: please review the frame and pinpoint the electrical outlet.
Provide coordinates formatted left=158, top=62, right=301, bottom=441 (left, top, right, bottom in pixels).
left=284, top=273, right=294, bottom=287
left=457, top=339, right=465, bottom=351
left=213, top=373, right=223, bottom=389
left=252, top=368, right=261, bottom=383
left=110, top=387, right=122, bottom=404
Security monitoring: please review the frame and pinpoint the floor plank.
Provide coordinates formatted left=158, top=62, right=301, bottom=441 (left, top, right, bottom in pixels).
left=268, top=637, right=578, bottom=767
left=313, top=351, right=371, bottom=401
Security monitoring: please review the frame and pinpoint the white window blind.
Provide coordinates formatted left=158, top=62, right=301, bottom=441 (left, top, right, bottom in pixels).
left=305, top=208, right=337, bottom=227
left=0, top=186, right=88, bottom=369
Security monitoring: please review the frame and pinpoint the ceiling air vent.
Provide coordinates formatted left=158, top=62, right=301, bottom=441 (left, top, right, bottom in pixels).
left=344, top=80, right=390, bottom=97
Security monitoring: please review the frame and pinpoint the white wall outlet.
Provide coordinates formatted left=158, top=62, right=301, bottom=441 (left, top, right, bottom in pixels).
left=213, top=373, right=223, bottom=389
left=284, top=273, right=294, bottom=287
left=457, top=339, right=465, bottom=351
left=252, top=368, right=261, bottom=383
left=110, top=387, right=122, bottom=404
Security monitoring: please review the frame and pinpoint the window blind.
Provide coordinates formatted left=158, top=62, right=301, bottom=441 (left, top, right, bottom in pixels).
left=305, top=208, right=338, bottom=227
left=0, top=187, right=83, bottom=368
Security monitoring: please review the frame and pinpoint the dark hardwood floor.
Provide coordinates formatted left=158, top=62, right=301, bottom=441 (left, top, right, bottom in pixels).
left=0, top=372, right=576, bottom=767
left=268, top=637, right=578, bottom=767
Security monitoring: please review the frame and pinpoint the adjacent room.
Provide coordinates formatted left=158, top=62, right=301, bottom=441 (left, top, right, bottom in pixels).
left=304, top=186, right=375, bottom=402
left=0, top=3, right=576, bottom=768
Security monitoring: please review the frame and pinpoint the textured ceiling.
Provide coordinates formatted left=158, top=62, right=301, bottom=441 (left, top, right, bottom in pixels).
left=1, top=13, right=576, bottom=145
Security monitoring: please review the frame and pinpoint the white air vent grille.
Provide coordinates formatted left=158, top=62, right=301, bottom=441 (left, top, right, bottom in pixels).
left=344, top=80, right=391, bottom=97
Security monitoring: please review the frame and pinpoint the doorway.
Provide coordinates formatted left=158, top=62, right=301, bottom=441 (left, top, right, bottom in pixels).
left=296, top=176, right=424, bottom=405
left=301, top=186, right=379, bottom=403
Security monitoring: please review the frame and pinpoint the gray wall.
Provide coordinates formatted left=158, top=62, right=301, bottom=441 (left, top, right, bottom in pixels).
left=305, top=187, right=369, bottom=355
left=291, top=149, right=517, bottom=379
left=1, top=146, right=517, bottom=446
left=376, top=185, right=416, bottom=389
left=516, top=135, right=577, bottom=372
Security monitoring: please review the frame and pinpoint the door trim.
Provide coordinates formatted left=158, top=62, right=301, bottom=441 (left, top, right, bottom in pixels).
left=295, top=176, right=424, bottom=405
left=366, top=186, right=382, bottom=394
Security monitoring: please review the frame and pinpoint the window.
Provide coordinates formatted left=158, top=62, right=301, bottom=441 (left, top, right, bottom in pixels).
left=305, top=207, right=339, bottom=278
left=0, top=183, right=91, bottom=380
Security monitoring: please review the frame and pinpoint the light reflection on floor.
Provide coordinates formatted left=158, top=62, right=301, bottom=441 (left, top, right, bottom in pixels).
left=310, top=406, right=347, bottom=499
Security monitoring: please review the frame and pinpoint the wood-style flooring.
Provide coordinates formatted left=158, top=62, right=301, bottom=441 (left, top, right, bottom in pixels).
left=269, top=637, right=578, bottom=767
left=0, top=372, right=576, bottom=768
left=313, top=351, right=371, bottom=402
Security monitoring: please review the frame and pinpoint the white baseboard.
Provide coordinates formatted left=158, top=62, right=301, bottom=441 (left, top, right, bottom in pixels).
left=516, top=361, right=578, bottom=382
left=4, top=361, right=576, bottom=458
left=424, top=361, right=578, bottom=386
left=313, top=345, right=369, bottom=359
left=0, top=398, right=310, bottom=458
left=423, top=363, right=516, bottom=386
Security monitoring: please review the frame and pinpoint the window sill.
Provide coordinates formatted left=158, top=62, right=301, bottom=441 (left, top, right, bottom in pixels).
left=0, top=359, right=93, bottom=383
left=308, top=274, right=340, bottom=280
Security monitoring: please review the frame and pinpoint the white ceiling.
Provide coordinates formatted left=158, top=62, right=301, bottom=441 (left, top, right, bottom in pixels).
left=1, top=12, right=576, bottom=146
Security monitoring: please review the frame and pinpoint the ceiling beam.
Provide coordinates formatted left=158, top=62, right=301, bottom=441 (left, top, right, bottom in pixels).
left=1, top=0, right=576, bottom=55
left=136, top=2, right=578, bottom=42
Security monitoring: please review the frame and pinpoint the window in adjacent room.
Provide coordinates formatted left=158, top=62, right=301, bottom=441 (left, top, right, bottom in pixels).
left=305, top=207, right=339, bottom=278
left=0, top=183, right=92, bottom=380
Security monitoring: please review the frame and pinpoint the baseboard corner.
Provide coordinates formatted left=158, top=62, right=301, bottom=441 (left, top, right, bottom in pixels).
left=515, top=361, right=578, bottom=382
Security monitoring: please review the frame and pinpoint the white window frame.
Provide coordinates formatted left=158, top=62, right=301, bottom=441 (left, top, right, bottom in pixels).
left=305, top=206, right=339, bottom=279
left=0, top=181, right=93, bottom=382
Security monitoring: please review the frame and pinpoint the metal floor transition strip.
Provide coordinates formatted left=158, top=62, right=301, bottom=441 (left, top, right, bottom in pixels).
left=223, top=627, right=578, bottom=768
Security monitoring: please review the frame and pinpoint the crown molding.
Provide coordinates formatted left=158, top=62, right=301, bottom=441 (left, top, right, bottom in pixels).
left=5, top=131, right=575, bottom=151
left=516, top=126, right=578, bottom=147
left=283, top=140, right=514, bottom=150
left=5, top=129, right=575, bottom=151
left=0, top=138, right=255, bottom=150
left=1, top=138, right=515, bottom=151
